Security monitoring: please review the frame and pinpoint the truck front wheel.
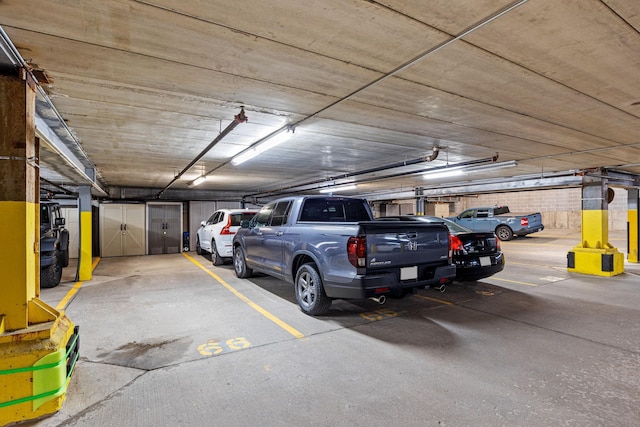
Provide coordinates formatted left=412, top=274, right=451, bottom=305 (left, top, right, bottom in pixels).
left=496, top=225, right=514, bottom=241
left=233, top=246, right=253, bottom=278
left=295, top=263, right=332, bottom=316
left=41, top=263, right=62, bottom=288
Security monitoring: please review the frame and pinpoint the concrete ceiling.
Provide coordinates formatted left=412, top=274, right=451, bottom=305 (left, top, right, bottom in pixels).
left=1, top=0, right=639, bottom=202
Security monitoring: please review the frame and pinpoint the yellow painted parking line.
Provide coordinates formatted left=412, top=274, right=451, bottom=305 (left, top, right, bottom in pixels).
left=183, top=253, right=304, bottom=339
left=413, top=294, right=453, bottom=305
left=490, top=277, right=538, bottom=287
left=56, top=257, right=101, bottom=311
left=507, top=261, right=566, bottom=269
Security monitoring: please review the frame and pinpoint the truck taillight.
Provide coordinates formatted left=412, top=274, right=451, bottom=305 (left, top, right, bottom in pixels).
left=220, top=216, right=234, bottom=235
left=347, top=236, right=367, bottom=268
left=520, top=217, right=529, bottom=227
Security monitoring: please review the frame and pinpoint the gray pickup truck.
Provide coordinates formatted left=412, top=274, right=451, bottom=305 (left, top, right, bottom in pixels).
left=232, top=195, right=456, bottom=315
left=448, top=205, right=544, bottom=241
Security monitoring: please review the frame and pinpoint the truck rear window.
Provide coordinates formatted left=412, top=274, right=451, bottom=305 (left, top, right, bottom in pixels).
left=300, top=199, right=371, bottom=222
left=494, top=206, right=510, bottom=215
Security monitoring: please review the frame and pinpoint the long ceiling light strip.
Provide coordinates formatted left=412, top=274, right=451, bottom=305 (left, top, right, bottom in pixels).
left=423, top=160, right=517, bottom=179
left=319, top=184, right=357, bottom=193
left=231, top=127, right=295, bottom=166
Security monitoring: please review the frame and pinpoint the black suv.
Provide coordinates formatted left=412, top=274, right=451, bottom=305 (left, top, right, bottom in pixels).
left=40, top=201, right=70, bottom=288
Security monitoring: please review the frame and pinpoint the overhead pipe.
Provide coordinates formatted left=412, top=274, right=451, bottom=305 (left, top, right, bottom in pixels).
left=245, top=151, right=501, bottom=200
left=157, top=107, right=248, bottom=198
left=243, top=147, right=440, bottom=198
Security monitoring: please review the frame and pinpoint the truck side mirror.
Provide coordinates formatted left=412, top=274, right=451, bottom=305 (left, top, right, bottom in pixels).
left=240, top=219, right=250, bottom=228
left=55, top=217, right=65, bottom=227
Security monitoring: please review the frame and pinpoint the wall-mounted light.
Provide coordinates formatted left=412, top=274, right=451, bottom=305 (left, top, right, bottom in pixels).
left=188, top=175, right=207, bottom=188
left=231, top=126, right=295, bottom=166
left=319, top=184, right=357, bottom=193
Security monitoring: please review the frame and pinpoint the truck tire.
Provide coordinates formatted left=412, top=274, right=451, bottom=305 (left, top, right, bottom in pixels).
left=211, top=239, right=224, bottom=266
left=60, top=249, right=70, bottom=268
left=233, top=246, right=253, bottom=278
left=41, top=263, right=62, bottom=288
left=60, top=229, right=70, bottom=267
left=295, top=263, right=332, bottom=316
left=496, top=225, right=514, bottom=241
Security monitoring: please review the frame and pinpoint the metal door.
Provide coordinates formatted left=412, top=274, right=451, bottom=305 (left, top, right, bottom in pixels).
left=148, top=204, right=182, bottom=254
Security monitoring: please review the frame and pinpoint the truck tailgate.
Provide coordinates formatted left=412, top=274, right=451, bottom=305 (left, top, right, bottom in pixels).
left=527, top=213, right=544, bottom=228
left=360, top=221, right=450, bottom=270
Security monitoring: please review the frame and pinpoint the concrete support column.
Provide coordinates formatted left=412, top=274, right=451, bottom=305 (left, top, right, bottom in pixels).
left=0, top=71, right=38, bottom=331
left=76, top=174, right=93, bottom=281
left=0, top=69, right=78, bottom=425
left=628, top=188, right=639, bottom=263
left=567, top=176, right=624, bottom=276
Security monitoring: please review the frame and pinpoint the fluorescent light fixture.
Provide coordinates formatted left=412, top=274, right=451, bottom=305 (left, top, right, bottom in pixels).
left=466, top=160, right=517, bottom=173
left=423, top=168, right=465, bottom=180
left=423, top=160, right=517, bottom=180
left=231, top=128, right=295, bottom=166
left=188, top=175, right=206, bottom=188
left=319, top=184, right=357, bottom=193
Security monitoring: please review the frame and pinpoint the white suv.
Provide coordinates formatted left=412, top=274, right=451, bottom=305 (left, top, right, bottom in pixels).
left=196, top=209, right=258, bottom=265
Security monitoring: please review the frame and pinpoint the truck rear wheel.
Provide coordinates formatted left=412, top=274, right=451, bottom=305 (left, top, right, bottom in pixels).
left=496, top=225, right=514, bottom=241
left=295, top=263, right=332, bottom=316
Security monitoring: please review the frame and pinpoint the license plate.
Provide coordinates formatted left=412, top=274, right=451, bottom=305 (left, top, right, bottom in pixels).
left=480, top=256, right=491, bottom=267
left=401, top=266, right=418, bottom=280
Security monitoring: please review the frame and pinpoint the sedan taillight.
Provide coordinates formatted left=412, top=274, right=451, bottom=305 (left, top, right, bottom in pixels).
left=449, top=234, right=466, bottom=257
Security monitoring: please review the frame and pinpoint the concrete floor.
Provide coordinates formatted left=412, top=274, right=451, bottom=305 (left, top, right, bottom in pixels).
left=21, top=230, right=640, bottom=426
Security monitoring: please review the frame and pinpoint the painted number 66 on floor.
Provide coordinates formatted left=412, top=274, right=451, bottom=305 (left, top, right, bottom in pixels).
left=197, top=337, right=251, bottom=356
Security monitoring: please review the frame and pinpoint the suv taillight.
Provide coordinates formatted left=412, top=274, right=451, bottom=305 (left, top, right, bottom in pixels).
left=220, top=215, right=234, bottom=235
left=347, top=236, right=367, bottom=268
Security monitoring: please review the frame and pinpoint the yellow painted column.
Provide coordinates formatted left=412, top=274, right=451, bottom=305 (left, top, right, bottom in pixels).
left=567, top=176, right=624, bottom=276
left=628, top=188, right=639, bottom=263
left=0, top=68, right=78, bottom=425
left=76, top=183, right=93, bottom=281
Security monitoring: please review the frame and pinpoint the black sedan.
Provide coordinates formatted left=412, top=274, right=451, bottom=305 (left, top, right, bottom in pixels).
left=380, top=215, right=505, bottom=281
